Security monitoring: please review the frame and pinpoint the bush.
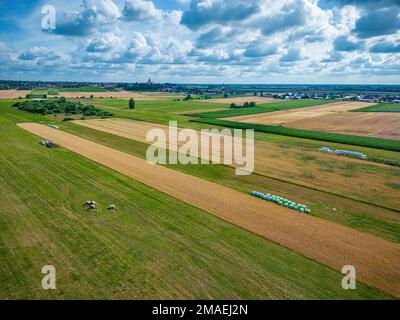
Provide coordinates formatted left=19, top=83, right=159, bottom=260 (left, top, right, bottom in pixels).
left=129, top=98, right=135, bottom=109
left=63, top=117, right=74, bottom=122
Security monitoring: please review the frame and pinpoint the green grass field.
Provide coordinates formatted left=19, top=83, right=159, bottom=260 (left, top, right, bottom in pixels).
left=0, top=99, right=392, bottom=299
left=188, top=99, right=333, bottom=118
left=59, top=86, right=107, bottom=92
left=31, top=89, right=59, bottom=95
left=47, top=89, right=59, bottom=95
left=351, top=103, right=400, bottom=112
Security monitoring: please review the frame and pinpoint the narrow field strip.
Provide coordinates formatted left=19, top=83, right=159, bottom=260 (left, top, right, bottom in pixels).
left=225, top=101, right=375, bottom=123
left=73, top=118, right=400, bottom=211
left=18, top=123, right=400, bottom=297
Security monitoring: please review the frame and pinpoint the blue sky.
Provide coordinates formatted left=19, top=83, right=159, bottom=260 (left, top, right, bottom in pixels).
left=0, top=0, right=399, bottom=83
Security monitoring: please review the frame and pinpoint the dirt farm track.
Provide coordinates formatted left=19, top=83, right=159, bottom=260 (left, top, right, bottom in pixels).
left=18, top=123, right=400, bottom=297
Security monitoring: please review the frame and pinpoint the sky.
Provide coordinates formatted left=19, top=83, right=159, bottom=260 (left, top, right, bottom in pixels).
left=0, top=0, right=399, bottom=84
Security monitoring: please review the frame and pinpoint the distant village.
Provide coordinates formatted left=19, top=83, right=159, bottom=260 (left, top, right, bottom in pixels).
left=1, top=80, right=400, bottom=103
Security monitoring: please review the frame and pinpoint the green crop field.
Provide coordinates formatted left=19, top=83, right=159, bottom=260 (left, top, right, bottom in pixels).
left=47, top=89, right=59, bottom=95
left=351, top=103, right=400, bottom=112
left=0, top=99, right=392, bottom=299
left=83, top=98, right=227, bottom=125
left=59, top=86, right=107, bottom=92
left=31, top=89, right=59, bottom=95
left=188, top=99, right=333, bottom=118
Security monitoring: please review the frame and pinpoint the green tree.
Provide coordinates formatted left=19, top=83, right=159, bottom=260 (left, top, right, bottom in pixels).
left=129, top=98, right=135, bottom=109
left=183, top=94, right=192, bottom=101
left=223, top=93, right=228, bottom=98
left=250, top=101, right=256, bottom=108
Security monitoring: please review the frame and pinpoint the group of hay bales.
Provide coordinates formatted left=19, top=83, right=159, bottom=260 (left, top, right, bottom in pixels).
left=84, top=200, right=116, bottom=211
left=251, top=191, right=311, bottom=214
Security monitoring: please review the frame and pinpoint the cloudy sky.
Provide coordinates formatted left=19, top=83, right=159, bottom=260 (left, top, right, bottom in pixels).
left=0, top=0, right=399, bottom=83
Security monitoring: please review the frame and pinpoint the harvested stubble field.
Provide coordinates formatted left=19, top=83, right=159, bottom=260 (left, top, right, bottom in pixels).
left=74, top=119, right=400, bottom=211
left=0, top=90, right=31, bottom=99
left=286, top=112, right=400, bottom=140
left=226, top=101, right=376, bottom=124
left=17, top=123, right=400, bottom=298
left=206, top=96, right=278, bottom=104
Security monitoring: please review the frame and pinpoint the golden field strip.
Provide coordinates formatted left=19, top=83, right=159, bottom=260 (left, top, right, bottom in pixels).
left=17, top=123, right=400, bottom=297
left=225, top=101, right=400, bottom=140
left=225, top=101, right=375, bottom=123
left=286, top=112, right=400, bottom=140
left=73, top=118, right=400, bottom=211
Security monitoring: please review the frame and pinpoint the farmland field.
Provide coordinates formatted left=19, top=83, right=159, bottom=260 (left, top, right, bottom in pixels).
left=2, top=0, right=400, bottom=304
left=193, top=118, right=400, bottom=152
left=205, top=96, right=278, bottom=104
left=1, top=97, right=400, bottom=299
left=17, top=122, right=400, bottom=297
left=57, top=91, right=184, bottom=100
left=73, top=118, right=400, bottom=215
left=189, top=99, right=334, bottom=118
left=221, top=101, right=400, bottom=140
left=0, top=90, right=31, bottom=99
left=0, top=99, right=394, bottom=299
left=351, top=103, right=400, bottom=112
left=285, top=112, right=400, bottom=140
left=225, top=101, right=375, bottom=124
left=59, top=86, right=108, bottom=92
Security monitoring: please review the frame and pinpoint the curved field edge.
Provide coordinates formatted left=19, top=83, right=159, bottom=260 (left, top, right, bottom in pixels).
left=191, top=118, right=400, bottom=152
left=0, top=104, right=391, bottom=299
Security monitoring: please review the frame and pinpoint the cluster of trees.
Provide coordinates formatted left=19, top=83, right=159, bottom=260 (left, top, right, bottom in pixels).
left=13, top=98, right=113, bottom=118
left=183, top=94, right=193, bottom=101
left=229, top=101, right=257, bottom=109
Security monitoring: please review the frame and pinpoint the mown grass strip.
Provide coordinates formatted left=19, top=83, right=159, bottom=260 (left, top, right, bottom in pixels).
left=192, top=118, right=400, bottom=152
